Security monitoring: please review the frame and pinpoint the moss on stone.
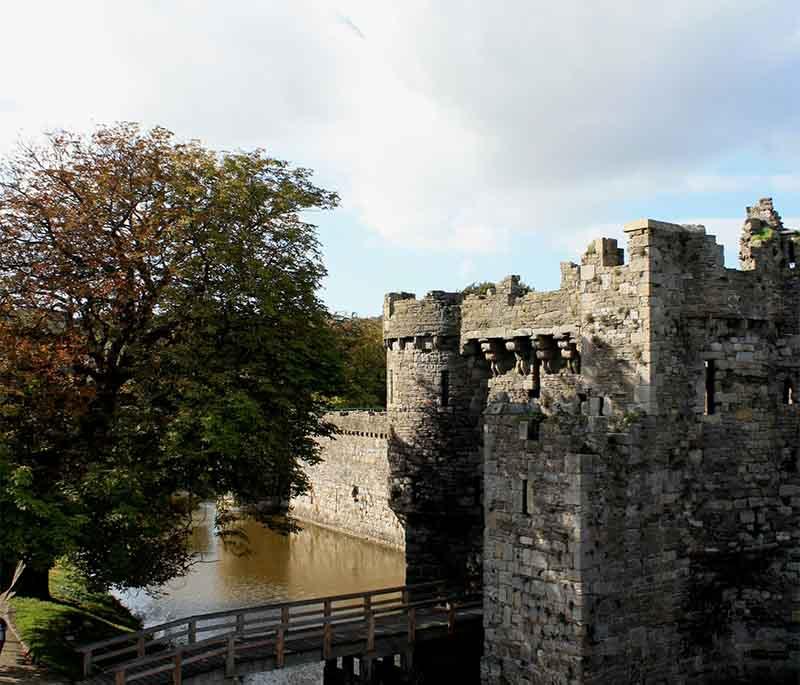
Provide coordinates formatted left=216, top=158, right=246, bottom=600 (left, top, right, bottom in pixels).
left=750, top=226, right=775, bottom=245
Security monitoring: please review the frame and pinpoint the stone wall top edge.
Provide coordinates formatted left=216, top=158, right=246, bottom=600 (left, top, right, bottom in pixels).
left=323, top=410, right=388, bottom=433
left=623, top=217, right=706, bottom=233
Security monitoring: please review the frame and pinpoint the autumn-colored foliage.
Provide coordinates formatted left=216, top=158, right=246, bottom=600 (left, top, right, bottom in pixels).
left=0, top=123, right=341, bottom=595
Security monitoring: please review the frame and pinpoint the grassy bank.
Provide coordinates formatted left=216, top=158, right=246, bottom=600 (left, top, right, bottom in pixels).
left=10, top=564, right=141, bottom=681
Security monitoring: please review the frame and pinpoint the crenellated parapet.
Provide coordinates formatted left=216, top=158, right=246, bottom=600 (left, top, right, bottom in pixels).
left=383, top=290, right=462, bottom=352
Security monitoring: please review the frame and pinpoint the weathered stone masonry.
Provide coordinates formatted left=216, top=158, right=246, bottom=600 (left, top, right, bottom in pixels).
left=383, top=199, right=800, bottom=684
left=291, top=411, right=405, bottom=549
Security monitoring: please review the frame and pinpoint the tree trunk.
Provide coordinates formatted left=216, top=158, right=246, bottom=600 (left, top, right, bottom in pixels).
left=1, top=561, right=51, bottom=601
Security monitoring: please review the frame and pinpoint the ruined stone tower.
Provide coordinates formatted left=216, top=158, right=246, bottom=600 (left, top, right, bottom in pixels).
left=384, top=199, right=800, bottom=684
left=383, top=290, right=486, bottom=586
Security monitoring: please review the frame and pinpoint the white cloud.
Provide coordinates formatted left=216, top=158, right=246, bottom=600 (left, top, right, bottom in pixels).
left=685, top=175, right=800, bottom=194
left=1, top=1, right=799, bottom=254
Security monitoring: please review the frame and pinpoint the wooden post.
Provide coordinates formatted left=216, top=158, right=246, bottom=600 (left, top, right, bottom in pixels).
left=364, top=592, right=374, bottom=653
left=137, top=636, right=145, bottom=658
left=276, top=606, right=289, bottom=668
left=173, top=650, right=182, bottom=685
left=83, top=651, right=92, bottom=678
left=115, top=670, right=126, bottom=685
left=323, top=599, right=332, bottom=659
left=367, top=612, right=375, bottom=653
left=225, top=636, right=236, bottom=677
left=188, top=620, right=197, bottom=644
left=448, top=602, right=456, bottom=635
left=236, top=613, right=245, bottom=636
left=408, top=607, right=416, bottom=644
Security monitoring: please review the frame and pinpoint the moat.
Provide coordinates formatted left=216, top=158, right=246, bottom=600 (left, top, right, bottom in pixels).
left=117, top=501, right=405, bottom=627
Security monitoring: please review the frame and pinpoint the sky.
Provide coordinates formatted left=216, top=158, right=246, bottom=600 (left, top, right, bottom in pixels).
left=1, top=1, right=799, bottom=315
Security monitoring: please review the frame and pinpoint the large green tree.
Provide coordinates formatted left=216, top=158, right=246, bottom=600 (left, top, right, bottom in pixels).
left=0, top=124, right=342, bottom=597
left=326, top=314, right=386, bottom=409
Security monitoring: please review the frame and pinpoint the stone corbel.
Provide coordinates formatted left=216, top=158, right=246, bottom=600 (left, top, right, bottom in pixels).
left=481, top=339, right=503, bottom=377
left=558, top=334, right=581, bottom=374
left=505, top=338, right=531, bottom=376
left=534, top=335, right=560, bottom=374
left=461, top=339, right=480, bottom=356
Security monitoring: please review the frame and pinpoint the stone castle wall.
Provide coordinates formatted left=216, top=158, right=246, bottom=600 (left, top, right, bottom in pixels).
left=291, top=411, right=405, bottom=550
left=384, top=199, right=800, bottom=684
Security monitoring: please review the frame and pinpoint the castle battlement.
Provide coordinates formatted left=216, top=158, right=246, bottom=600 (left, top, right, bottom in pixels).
left=383, top=200, right=800, bottom=685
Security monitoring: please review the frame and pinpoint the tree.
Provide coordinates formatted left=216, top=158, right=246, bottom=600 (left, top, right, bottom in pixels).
left=326, top=314, right=386, bottom=409
left=0, top=124, right=342, bottom=597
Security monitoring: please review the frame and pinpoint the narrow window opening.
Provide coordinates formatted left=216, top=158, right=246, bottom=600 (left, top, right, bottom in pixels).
left=783, top=377, right=795, bottom=405
left=530, top=360, right=541, bottom=398
left=388, top=370, right=394, bottom=404
left=521, top=479, right=529, bottom=515
left=527, top=420, right=540, bottom=441
left=440, top=369, right=449, bottom=407
left=704, top=360, right=716, bottom=415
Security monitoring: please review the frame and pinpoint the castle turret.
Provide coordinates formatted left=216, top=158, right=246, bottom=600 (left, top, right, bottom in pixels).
left=383, top=290, right=486, bottom=586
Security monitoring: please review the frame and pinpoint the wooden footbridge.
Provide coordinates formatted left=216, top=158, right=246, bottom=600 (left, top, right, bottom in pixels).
left=79, top=582, right=482, bottom=685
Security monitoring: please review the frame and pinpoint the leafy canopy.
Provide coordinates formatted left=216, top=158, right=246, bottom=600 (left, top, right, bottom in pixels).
left=0, top=123, right=342, bottom=592
left=326, top=314, right=386, bottom=409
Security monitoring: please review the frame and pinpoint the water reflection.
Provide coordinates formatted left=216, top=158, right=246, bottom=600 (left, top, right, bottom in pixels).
left=118, top=502, right=405, bottom=627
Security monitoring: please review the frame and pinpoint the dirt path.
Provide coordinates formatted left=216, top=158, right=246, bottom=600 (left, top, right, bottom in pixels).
left=0, top=615, right=65, bottom=685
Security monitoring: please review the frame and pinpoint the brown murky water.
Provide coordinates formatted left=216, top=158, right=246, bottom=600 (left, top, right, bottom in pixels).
left=117, top=501, right=406, bottom=627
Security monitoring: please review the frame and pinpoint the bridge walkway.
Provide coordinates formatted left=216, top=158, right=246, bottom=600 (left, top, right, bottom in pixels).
left=78, top=582, right=482, bottom=685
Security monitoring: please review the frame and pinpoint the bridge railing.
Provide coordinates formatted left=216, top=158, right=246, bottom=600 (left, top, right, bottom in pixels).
left=79, top=581, right=480, bottom=683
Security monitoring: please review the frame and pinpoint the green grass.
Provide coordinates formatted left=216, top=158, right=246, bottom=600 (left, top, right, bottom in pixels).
left=10, top=564, right=141, bottom=681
